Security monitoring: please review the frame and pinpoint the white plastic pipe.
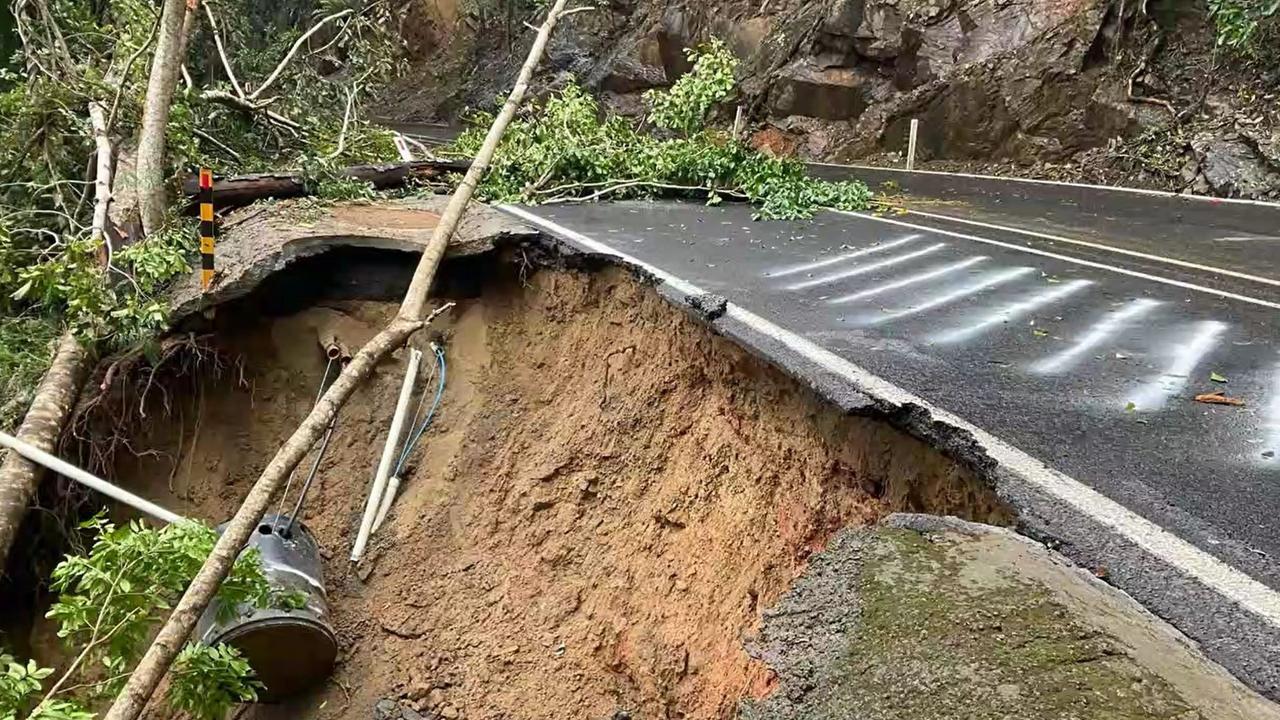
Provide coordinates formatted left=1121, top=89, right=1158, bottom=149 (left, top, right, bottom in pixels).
left=0, top=430, right=185, bottom=524
left=351, top=348, right=421, bottom=562
left=369, top=474, right=401, bottom=534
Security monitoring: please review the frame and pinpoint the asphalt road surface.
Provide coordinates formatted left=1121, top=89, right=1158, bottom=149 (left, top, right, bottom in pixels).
left=500, top=176, right=1280, bottom=700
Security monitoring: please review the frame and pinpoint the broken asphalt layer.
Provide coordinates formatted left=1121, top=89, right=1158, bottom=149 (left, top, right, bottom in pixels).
left=498, top=198, right=1280, bottom=702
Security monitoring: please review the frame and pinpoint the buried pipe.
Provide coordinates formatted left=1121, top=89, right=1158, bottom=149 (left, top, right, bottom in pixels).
left=318, top=331, right=352, bottom=363
left=0, top=430, right=185, bottom=524
left=351, top=347, right=422, bottom=562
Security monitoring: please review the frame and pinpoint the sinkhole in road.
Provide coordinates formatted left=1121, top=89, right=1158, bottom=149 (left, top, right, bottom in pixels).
left=98, top=248, right=1010, bottom=719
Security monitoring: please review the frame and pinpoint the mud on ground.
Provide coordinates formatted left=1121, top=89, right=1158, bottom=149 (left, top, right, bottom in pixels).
left=112, top=254, right=1006, bottom=720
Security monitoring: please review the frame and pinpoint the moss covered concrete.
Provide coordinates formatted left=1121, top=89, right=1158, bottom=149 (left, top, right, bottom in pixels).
left=742, top=515, right=1279, bottom=720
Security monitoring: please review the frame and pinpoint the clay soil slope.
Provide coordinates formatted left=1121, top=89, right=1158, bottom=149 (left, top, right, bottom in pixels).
left=113, top=255, right=1007, bottom=720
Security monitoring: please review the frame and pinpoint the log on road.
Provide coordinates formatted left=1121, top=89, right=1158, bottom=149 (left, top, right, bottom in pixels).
left=179, top=159, right=472, bottom=208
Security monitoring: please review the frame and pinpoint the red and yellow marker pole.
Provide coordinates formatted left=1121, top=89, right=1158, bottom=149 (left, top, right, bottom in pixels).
left=198, top=169, right=215, bottom=289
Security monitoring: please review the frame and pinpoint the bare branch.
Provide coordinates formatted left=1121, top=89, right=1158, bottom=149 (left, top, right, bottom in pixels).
left=325, top=86, right=358, bottom=160
left=202, top=1, right=245, bottom=98
left=106, top=18, right=161, bottom=131
left=249, top=8, right=354, bottom=101
left=199, top=90, right=304, bottom=134
left=192, top=129, right=243, bottom=162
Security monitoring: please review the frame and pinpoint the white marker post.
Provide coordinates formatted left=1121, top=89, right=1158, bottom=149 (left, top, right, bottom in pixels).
left=906, top=118, right=919, bottom=171
left=732, top=106, right=745, bottom=141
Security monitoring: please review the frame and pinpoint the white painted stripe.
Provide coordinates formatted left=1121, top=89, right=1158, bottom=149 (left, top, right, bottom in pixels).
left=935, top=280, right=1093, bottom=344
left=810, top=161, right=1280, bottom=209
left=786, top=243, right=946, bottom=291
left=499, top=203, right=1280, bottom=628
left=904, top=208, right=1280, bottom=289
left=868, top=267, right=1034, bottom=324
left=1128, top=321, right=1228, bottom=412
left=1033, top=299, right=1161, bottom=374
left=766, top=235, right=920, bottom=277
left=828, top=256, right=987, bottom=304
left=833, top=210, right=1280, bottom=311
left=1266, top=360, right=1280, bottom=463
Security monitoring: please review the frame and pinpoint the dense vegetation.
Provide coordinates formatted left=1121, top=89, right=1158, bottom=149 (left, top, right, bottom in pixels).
left=451, top=39, right=873, bottom=221
left=1208, top=0, right=1279, bottom=52
left=0, top=0, right=400, bottom=429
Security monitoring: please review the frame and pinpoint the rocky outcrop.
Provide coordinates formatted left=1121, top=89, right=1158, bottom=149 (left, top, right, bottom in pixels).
left=389, top=0, right=1280, bottom=199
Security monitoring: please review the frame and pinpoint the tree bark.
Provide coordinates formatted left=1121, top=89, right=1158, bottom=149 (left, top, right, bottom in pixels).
left=134, top=0, right=191, bottom=236
left=103, top=2, right=576, bottom=717
left=177, top=159, right=470, bottom=208
left=0, top=333, right=90, bottom=570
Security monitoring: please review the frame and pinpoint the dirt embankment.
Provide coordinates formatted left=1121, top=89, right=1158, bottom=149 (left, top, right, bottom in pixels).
left=109, top=254, right=1006, bottom=720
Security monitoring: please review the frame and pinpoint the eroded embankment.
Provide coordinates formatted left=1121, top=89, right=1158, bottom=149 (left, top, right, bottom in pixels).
left=102, top=251, right=1007, bottom=720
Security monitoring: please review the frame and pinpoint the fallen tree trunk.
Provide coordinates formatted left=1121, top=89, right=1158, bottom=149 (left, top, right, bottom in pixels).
left=178, top=159, right=471, bottom=209
left=103, top=1, right=577, bottom=717
left=0, top=333, right=90, bottom=570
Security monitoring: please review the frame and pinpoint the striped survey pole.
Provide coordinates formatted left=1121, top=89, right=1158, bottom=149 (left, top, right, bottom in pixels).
left=198, top=168, right=215, bottom=289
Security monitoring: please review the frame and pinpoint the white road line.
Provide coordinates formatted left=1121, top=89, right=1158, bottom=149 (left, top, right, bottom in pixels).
left=1128, top=321, right=1228, bottom=412
left=786, top=243, right=946, bottom=291
left=1266, top=360, right=1280, bottom=463
left=934, top=280, right=1093, bottom=344
left=903, top=208, right=1280, bottom=289
left=868, top=267, right=1034, bottom=324
left=766, top=235, right=920, bottom=277
left=828, top=257, right=988, bottom=305
left=832, top=210, right=1280, bottom=311
left=499, top=202, right=1280, bottom=628
left=1033, top=299, right=1162, bottom=374
left=810, top=161, right=1280, bottom=209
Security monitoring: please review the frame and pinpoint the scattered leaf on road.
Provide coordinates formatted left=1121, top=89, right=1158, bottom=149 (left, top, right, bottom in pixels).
left=1194, top=392, right=1245, bottom=406
left=1210, top=372, right=1228, bottom=383
left=1125, top=402, right=1137, bottom=412
left=1033, top=329, right=1049, bottom=337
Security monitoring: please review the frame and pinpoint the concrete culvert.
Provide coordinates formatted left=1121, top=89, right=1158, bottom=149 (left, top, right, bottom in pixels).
left=86, top=245, right=1274, bottom=720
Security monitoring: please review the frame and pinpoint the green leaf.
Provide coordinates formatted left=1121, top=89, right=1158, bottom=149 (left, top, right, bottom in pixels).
left=1210, top=372, right=1228, bottom=383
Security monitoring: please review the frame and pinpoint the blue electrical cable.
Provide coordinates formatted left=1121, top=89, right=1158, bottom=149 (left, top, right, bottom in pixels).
left=393, top=344, right=446, bottom=476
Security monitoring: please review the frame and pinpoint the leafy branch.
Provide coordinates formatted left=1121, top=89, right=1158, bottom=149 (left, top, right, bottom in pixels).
left=449, top=40, right=872, bottom=220
left=0, top=515, right=278, bottom=720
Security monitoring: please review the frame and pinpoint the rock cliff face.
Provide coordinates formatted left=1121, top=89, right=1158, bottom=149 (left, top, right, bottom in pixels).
left=386, top=0, right=1280, bottom=199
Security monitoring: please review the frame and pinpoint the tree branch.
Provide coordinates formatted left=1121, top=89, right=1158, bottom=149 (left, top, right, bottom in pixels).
left=248, top=8, right=354, bottom=101
left=325, top=86, right=358, bottom=160
left=103, top=3, right=576, bottom=716
left=201, top=1, right=245, bottom=98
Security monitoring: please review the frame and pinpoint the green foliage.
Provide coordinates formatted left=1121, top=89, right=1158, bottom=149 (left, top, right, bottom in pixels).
left=449, top=41, right=871, bottom=220
left=46, top=515, right=271, bottom=703
left=0, top=313, right=60, bottom=430
left=0, top=655, right=58, bottom=720
left=168, top=644, right=261, bottom=720
left=1, top=516, right=297, bottom=719
left=1208, top=0, right=1279, bottom=52
left=645, top=38, right=737, bottom=135
left=0, top=216, right=195, bottom=347
left=313, top=176, right=378, bottom=201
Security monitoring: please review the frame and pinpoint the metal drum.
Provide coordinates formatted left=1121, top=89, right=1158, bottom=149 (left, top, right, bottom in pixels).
left=195, top=514, right=337, bottom=701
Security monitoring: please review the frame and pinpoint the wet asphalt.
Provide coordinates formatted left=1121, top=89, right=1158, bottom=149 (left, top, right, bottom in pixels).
left=504, top=189, right=1280, bottom=697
